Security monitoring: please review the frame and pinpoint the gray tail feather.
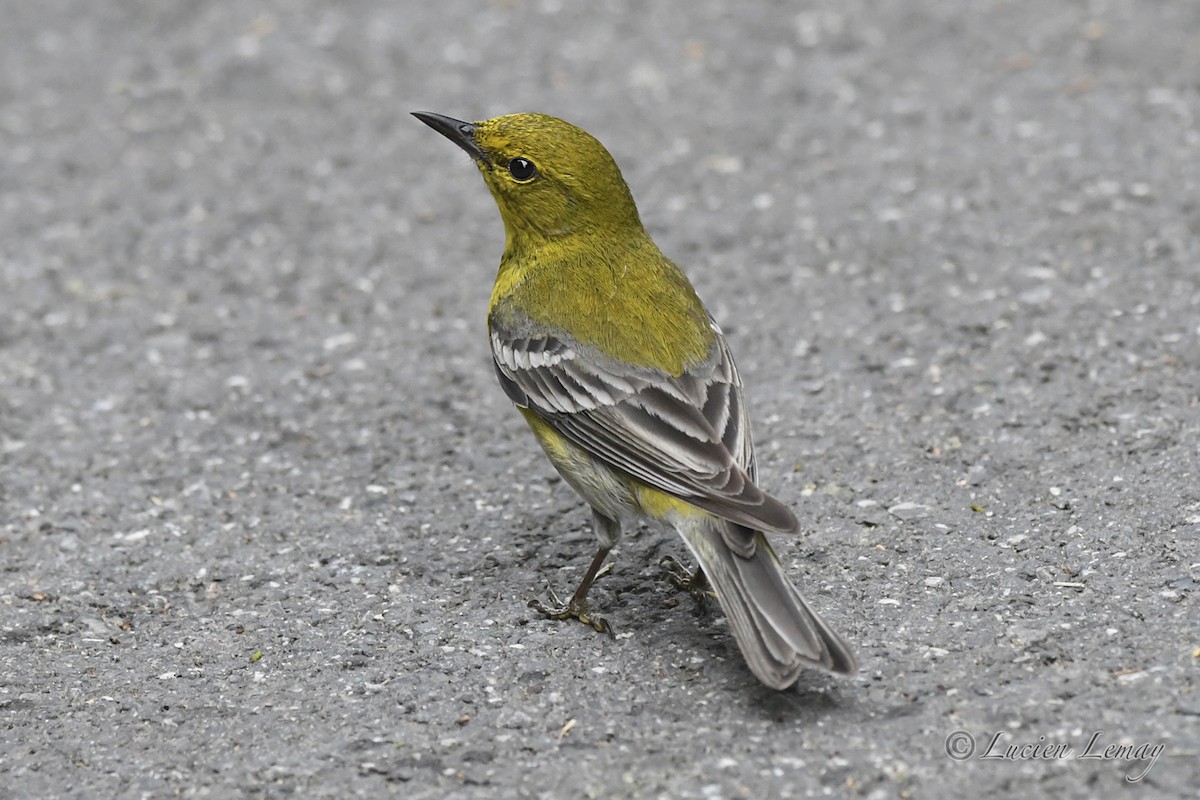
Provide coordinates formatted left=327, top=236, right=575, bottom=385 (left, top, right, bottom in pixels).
left=677, top=518, right=857, bottom=689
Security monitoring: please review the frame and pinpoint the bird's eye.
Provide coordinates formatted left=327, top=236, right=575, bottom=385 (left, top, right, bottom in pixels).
left=507, top=157, right=538, bottom=182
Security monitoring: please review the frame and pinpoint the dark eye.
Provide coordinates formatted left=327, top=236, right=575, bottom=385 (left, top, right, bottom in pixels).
left=508, top=157, right=538, bottom=181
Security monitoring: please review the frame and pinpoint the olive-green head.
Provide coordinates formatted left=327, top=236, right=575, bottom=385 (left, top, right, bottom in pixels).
left=413, top=112, right=643, bottom=247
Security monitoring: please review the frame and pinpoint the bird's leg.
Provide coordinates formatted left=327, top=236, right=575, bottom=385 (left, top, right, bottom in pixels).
left=529, top=547, right=614, bottom=636
left=659, top=555, right=716, bottom=606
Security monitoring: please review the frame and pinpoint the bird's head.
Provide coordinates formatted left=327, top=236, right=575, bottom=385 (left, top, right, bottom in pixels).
left=414, top=112, right=643, bottom=250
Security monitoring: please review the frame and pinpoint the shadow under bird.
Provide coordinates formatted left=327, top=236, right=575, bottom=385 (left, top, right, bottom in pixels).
left=413, top=110, right=856, bottom=689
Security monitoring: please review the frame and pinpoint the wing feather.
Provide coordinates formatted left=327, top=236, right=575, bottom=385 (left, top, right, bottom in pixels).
left=490, top=317, right=797, bottom=533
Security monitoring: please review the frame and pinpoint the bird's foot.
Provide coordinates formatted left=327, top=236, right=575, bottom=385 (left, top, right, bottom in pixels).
left=529, top=589, right=613, bottom=637
left=659, top=556, right=717, bottom=606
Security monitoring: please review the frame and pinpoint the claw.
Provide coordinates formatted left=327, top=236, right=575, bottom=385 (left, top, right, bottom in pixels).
left=529, top=595, right=613, bottom=637
left=659, top=556, right=716, bottom=605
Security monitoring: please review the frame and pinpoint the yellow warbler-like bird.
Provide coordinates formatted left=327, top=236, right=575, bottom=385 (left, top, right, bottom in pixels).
left=413, top=111, right=856, bottom=688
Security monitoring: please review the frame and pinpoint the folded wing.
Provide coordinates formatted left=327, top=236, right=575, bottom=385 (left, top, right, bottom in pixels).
left=490, top=317, right=798, bottom=534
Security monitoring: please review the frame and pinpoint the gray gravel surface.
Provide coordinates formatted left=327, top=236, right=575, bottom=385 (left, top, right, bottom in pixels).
left=3, top=2, right=1198, bottom=798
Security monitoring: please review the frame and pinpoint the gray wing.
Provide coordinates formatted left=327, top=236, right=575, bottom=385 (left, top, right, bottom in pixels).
left=490, top=317, right=798, bottom=534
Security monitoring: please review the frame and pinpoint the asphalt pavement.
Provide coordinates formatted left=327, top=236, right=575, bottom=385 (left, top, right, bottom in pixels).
left=2, top=2, right=1198, bottom=798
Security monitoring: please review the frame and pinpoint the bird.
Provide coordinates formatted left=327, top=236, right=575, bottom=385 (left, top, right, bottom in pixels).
left=413, top=111, right=856, bottom=688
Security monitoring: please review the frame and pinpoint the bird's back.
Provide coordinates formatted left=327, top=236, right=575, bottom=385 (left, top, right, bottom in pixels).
left=489, top=234, right=714, bottom=378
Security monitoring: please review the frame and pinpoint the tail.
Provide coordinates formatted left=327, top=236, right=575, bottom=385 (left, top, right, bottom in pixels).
left=676, top=517, right=856, bottom=689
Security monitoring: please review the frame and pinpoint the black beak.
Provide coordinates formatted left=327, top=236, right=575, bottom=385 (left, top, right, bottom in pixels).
left=412, top=112, right=489, bottom=165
